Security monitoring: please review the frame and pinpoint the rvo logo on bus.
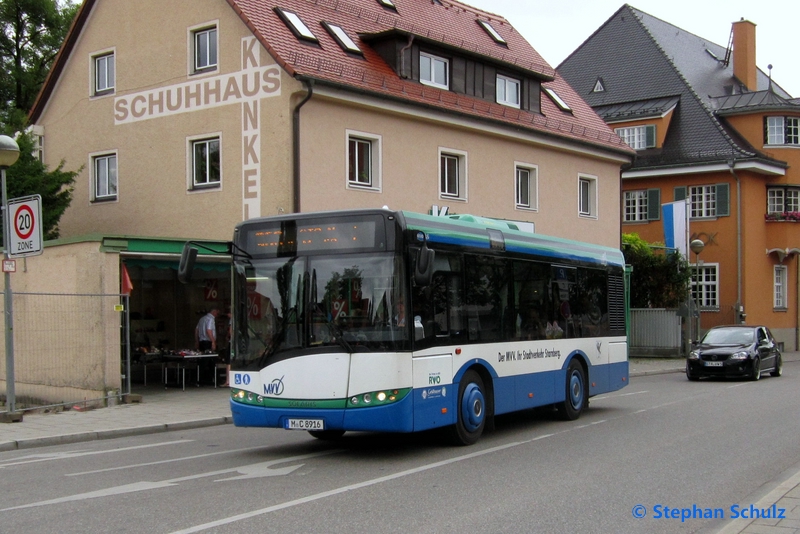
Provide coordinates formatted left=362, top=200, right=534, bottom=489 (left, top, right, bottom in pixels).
left=233, top=373, right=251, bottom=386
left=429, top=372, right=441, bottom=385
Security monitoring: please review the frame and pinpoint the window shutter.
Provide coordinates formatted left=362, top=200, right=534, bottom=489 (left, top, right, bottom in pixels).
left=715, top=183, right=730, bottom=216
left=645, top=125, right=656, bottom=148
left=647, top=189, right=661, bottom=220
left=674, top=186, right=686, bottom=201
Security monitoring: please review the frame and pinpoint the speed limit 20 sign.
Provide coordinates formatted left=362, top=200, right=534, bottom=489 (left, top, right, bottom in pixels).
left=6, top=195, right=43, bottom=258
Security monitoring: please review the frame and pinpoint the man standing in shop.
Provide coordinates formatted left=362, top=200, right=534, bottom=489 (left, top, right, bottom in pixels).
left=195, top=308, right=220, bottom=352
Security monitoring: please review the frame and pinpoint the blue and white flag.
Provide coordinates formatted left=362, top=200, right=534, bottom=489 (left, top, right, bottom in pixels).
left=662, top=200, right=688, bottom=257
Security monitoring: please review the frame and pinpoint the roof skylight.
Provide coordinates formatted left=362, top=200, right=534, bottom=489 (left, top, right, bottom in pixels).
left=477, top=20, right=506, bottom=45
left=377, top=0, right=396, bottom=9
left=543, top=88, right=572, bottom=112
left=275, top=8, right=318, bottom=42
left=323, top=22, right=362, bottom=54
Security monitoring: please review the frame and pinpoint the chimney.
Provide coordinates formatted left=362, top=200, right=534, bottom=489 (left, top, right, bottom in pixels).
left=732, top=18, right=757, bottom=91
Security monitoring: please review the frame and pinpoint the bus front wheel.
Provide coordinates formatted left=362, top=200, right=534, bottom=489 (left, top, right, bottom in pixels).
left=451, top=370, right=487, bottom=445
left=558, top=359, right=587, bottom=421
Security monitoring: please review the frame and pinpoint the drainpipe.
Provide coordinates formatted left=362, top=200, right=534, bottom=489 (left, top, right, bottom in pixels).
left=400, top=34, right=414, bottom=79
left=728, top=159, right=743, bottom=323
left=293, top=79, right=314, bottom=213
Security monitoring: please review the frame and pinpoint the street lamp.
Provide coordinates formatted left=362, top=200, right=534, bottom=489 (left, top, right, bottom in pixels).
left=0, top=134, right=20, bottom=416
left=690, top=238, right=705, bottom=343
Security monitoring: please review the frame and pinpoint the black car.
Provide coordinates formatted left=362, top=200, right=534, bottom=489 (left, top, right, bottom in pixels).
left=686, top=325, right=783, bottom=381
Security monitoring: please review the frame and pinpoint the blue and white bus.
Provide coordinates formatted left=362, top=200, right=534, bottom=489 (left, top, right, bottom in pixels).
left=203, top=209, right=628, bottom=445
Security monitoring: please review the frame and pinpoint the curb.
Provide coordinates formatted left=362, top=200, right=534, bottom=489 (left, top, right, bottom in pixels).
left=0, top=416, right=233, bottom=452
left=630, top=368, right=684, bottom=377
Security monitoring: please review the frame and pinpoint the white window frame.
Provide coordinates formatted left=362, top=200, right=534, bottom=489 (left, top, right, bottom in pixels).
left=543, top=87, right=571, bottom=112
left=766, top=116, right=800, bottom=146
left=767, top=117, right=784, bottom=145
left=189, top=21, right=219, bottom=74
left=438, top=148, right=467, bottom=201
left=691, top=263, right=719, bottom=310
left=323, top=22, right=362, bottom=54
left=275, top=8, right=318, bottom=42
left=578, top=174, right=597, bottom=218
left=91, top=49, right=115, bottom=96
left=514, top=163, right=538, bottom=211
left=90, top=151, right=118, bottom=202
left=768, top=188, right=785, bottom=214
left=187, top=133, right=222, bottom=191
left=27, top=124, right=44, bottom=162
left=496, top=74, right=521, bottom=108
left=624, top=190, right=648, bottom=222
left=420, top=52, right=449, bottom=90
left=689, top=185, right=717, bottom=218
left=477, top=20, right=506, bottom=44
left=767, top=187, right=800, bottom=214
left=615, top=125, right=655, bottom=150
left=774, top=265, right=788, bottom=309
left=346, top=130, right=382, bottom=192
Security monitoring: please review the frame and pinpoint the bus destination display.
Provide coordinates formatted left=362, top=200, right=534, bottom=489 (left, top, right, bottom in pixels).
left=246, top=218, right=381, bottom=255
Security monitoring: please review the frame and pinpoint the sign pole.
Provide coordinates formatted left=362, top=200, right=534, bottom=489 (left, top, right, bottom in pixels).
left=2, top=167, right=16, bottom=414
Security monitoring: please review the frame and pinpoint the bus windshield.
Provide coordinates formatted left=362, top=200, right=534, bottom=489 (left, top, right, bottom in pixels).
left=233, top=252, right=408, bottom=369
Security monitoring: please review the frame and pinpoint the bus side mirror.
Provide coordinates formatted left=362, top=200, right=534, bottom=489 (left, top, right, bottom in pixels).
left=414, top=245, right=435, bottom=286
left=178, top=243, right=198, bottom=284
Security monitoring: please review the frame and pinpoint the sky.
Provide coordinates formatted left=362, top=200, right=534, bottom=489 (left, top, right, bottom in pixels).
left=461, top=0, right=800, bottom=98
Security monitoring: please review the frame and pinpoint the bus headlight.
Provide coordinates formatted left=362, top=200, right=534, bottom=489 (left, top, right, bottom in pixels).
left=346, top=388, right=410, bottom=408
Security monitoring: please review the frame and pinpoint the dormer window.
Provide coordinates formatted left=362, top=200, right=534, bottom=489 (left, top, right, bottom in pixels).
left=477, top=20, right=506, bottom=45
left=615, top=125, right=656, bottom=149
left=496, top=74, right=520, bottom=108
left=377, top=0, right=396, bottom=9
left=275, top=8, right=318, bottom=42
left=543, top=87, right=571, bottom=112
left=420, top=52, right=448, bottom=89
left=592, top=78, right=605, bottom=93
left=322, top=22, right=362, bottom=55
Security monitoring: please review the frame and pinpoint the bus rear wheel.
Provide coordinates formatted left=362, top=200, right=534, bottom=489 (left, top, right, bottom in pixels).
left=451, top=370, right=487, bottom=446
left=308, top=430, right=345, bottom=440
left=558, top=359, right=586, bottom=421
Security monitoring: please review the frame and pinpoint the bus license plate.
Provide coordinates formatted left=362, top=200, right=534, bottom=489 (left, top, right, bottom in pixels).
left=285, top=418, right=324, bottom=430
left=704, top=361, right=723, bottom=367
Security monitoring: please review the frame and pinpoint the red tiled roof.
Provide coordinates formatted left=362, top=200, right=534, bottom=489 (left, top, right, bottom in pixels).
left=30, top=0, right=631, bottom=156
left=229, top=0, right=633, bottom=155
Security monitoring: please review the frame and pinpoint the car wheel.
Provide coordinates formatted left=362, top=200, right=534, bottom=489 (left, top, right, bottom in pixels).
left=771, top=354, right=783, bottom=377
left=308, top=430, right=345, bottom=440
left=686, top=365, right=699, bottom=381
left=750, top=357, right=761, bottom=381
left=450, top=369, right=487, bottom=446
left=558, top=359, right=587, bottom=420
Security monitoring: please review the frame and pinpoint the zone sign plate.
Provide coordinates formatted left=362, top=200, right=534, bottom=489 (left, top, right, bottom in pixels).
left=7, top=195, right=43, bottom=258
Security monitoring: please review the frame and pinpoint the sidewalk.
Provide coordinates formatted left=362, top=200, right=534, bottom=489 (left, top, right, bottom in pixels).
left=1, top=354, right=797, bottom=534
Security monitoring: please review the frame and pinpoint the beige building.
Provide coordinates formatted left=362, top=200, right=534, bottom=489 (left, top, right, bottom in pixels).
left=5, top=0, right=633, bottom=404
left=31, top=0, right=632, bottom=244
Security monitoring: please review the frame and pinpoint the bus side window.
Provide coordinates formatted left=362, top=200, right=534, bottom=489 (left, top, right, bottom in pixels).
left=412, top=272, right=465, bottom=347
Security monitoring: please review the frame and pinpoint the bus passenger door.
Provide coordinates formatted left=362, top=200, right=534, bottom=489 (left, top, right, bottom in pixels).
left=411, top=353, right=454, bottom=431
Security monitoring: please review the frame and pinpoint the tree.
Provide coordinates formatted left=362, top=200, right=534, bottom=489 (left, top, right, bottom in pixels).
left=0, top=0, right=79, bottom=128
left=622, top=233, right=691, bottom=308
left=0, top=0, right=80, bottom=242
left=1, top=130, right=77, bottom=241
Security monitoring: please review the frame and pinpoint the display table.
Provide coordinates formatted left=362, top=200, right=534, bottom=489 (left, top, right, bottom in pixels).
left=161, top=352, right=218, bottom=391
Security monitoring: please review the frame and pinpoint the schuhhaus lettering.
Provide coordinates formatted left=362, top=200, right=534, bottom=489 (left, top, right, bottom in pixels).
left=114, top=65, right=281, bottom=124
